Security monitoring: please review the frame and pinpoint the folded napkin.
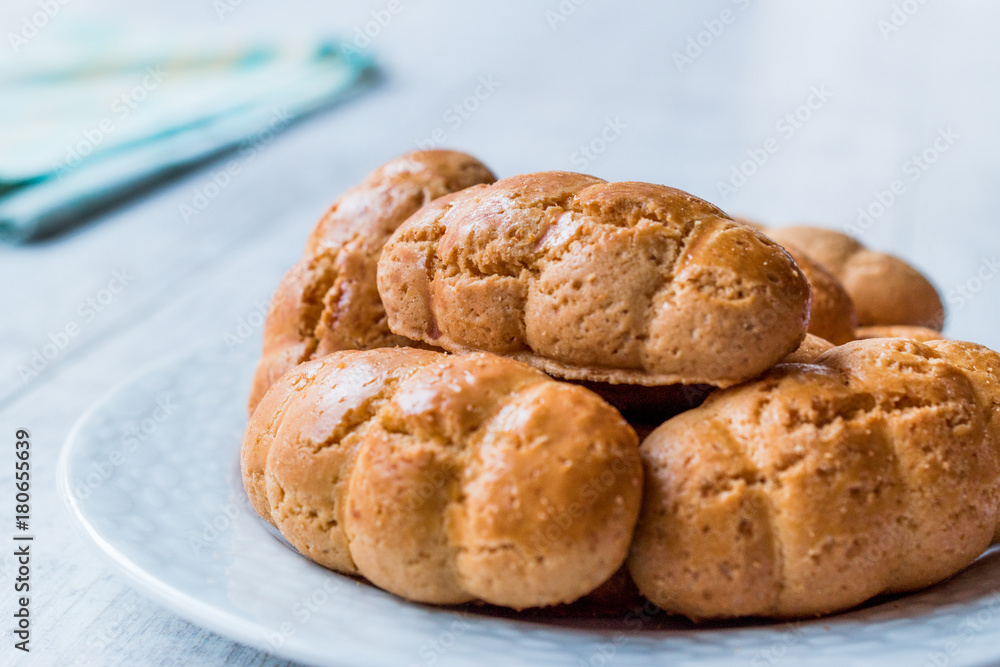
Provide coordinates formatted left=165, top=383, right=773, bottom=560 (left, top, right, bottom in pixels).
left=0, top=31, right=373, bottom=242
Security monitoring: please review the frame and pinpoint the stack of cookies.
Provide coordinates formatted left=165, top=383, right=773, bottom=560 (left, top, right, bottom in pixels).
left=242, top=150, right=999, bottom=620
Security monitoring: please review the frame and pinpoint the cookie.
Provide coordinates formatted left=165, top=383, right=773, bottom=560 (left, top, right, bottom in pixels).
left=614, top=334, right=834, bottom=436
left=855, top=325, right=943, bottom=343
left=766, top=226, right=945, bottom=331
left=580, top=333, right=834, bottom=423
left=243, top=348, right=643, bottom=610
left=378, top=172, right=811, bottom=388
left=247, top=150, right=496, bottom=414
left=629, top=338, right=1000, bottom=619
left=736, top=217, right=857, bottom=345
left=782, top=333, right=835, bottom=363
left=781, top=245, right=857, bottom=345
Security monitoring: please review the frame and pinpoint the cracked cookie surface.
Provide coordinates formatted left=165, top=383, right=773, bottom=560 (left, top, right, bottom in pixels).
left=734, top=217, right=858, bottom=345
left=242, top=348, right=643, bottom=610
left=247, top=150, right=496, bottom=414
left=378, top=172, right=811, bottom=387
left=629, top=337, right=1000, bottom=620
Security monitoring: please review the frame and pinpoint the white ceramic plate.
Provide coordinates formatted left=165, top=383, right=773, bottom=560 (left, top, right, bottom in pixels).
left=59, top=340, right=1000, bottom=667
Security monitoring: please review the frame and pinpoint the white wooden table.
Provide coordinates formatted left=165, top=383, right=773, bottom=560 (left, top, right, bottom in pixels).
left=3, top=1, right=1000, bottom=665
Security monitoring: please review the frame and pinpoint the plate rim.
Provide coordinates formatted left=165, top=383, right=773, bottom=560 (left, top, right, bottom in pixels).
left=56, top=339, right=1000, bottom=667
left=55, top=339, right=366, bottom=666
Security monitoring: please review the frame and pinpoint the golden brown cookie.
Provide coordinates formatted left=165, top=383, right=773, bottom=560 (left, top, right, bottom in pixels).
left=243, top=348, right=642, bottom=610
left=766, top=226, right=945, bottom=330
left=247, top=150, right=496, bottom=414
left=629, top=338, right=1000, bottom=620
left=782, top=333, right=835, bottom=363
left=734, top=218, right=857, bottom=345
left=854, top=325, right=944, bottom=343
left=730, top=216, right=767, bottom=232
left=781, top=246, right=857, bottom=345
left=925, top=339, right=1000, bottom=544
left=608, top=334, right=833, bottom=432
left=378, top=172, right=811, bottom=388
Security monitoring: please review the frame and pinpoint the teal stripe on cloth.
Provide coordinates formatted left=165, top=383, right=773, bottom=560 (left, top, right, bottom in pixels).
left=0, top=36, right=373, bottom=242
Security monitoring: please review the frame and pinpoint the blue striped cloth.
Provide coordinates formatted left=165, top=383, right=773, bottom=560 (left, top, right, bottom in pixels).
left=0, top=32, right=373, bottom=241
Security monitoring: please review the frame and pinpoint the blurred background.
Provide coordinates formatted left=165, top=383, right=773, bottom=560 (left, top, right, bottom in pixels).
left=2, top=0, right=999, bottom=664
